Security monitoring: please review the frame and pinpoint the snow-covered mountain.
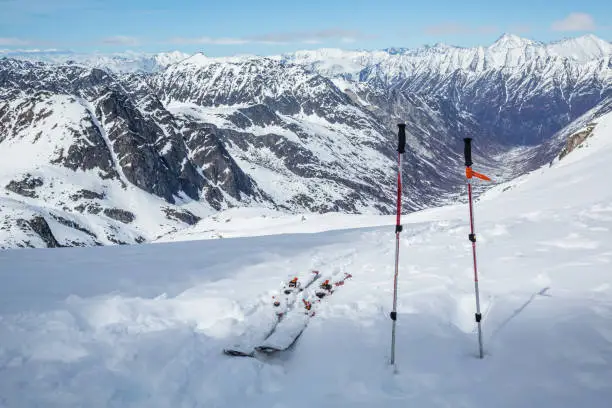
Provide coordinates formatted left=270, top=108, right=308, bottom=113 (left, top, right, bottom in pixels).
left=283, top=34, right=612, bottom=77
left=0, top=59, right=270, bottom=248
left=285, top=34, right=612, bottom=146
left=0, top=50, right=190, bottom=73
left=152, top=54, right=473, bottom=213
left=1, top=34, right=612, bottom=248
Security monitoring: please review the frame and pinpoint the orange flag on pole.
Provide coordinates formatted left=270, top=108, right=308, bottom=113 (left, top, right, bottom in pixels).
left=465, top=167, right=491, bottom=181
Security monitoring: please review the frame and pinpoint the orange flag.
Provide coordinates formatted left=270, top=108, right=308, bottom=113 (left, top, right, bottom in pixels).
left=466, top=167, right=492, bottom=181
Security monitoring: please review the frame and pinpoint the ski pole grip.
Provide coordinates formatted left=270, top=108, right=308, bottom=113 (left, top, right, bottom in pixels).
left=397, top=124, right=406, bottom=154
left=463, top=137, right=473, bottom=167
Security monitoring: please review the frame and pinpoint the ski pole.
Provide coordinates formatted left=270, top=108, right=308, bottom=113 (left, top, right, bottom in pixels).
left=390, top=124, right=406, bottom=366
left=463, top=138, right=491, bottom=359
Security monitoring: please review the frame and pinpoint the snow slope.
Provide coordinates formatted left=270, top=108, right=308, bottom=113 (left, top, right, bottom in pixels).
left=155, top=206, right=457, bottom=242
left=0, top=106, right=611, bottom=407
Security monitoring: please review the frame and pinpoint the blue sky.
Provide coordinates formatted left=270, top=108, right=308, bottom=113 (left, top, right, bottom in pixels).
left=0, top=0, right=610, bottom=55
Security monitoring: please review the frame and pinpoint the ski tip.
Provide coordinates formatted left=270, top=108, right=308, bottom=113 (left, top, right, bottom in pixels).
left=255, top=346, right=282, bottom=353
left=223, top=349, right=255, bottom=358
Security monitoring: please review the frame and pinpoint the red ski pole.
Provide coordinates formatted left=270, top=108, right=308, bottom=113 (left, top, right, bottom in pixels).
left=463, top=138, right=491, bottom=359
left=390, top=124, right=406, bottom=366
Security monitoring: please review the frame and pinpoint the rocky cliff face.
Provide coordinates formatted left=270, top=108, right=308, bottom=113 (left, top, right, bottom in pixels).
left=0, top=59, right=269, bottom=248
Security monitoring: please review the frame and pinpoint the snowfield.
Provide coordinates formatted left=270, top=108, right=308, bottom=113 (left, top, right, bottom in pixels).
left=0, top=114, right=611, bottom=407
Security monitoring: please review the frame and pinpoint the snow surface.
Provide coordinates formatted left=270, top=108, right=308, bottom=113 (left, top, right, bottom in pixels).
left=155, top=206, right=452, bottom=242
left=0, top=113, right=611, bottom=406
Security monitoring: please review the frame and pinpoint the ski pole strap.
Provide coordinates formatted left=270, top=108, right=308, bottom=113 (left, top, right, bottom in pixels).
left=463, top=137, right=473, bottom=167
left=397, top=124, right=406, bottom=154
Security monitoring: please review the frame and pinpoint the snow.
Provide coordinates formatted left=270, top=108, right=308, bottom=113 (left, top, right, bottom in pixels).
left=1, top=109, right=611, bottom=406
left=176, top=52, right=261, bottom=68
left=283, top=48, right=390, bottom=79
left=0, top=50, right=190, bottom=73
left=156, top=207, right=403, bottom=242
left=281, top=34, right=612, bottom=85
left=279, top=34, right=611, bottom=81
left=547, top=34, right=612, bottom=62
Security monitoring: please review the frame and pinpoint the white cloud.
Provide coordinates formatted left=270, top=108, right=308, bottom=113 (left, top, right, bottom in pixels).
left=0, top=37, right=30, bottom=46
left=101, top=36, right=140, bottom=46
left=551, top=13, right=596, bottom=32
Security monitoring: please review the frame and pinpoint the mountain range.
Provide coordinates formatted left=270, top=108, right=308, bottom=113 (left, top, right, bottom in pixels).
left=1, top=33, right=611, bottom=248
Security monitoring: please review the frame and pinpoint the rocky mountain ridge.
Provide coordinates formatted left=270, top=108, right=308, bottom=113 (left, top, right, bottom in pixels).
left=1, top=34, right=611, bottom=248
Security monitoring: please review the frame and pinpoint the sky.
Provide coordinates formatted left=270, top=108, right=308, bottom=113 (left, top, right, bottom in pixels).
left=0, top=0, right=610, bottom=56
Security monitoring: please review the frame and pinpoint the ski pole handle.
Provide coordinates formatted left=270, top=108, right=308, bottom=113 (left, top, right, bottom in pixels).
left=397, top=124, right=406, bottom=154
left=463, top=137, right=473, bottom=167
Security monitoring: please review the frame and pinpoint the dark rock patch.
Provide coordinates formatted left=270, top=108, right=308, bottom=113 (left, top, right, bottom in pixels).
left=70, top=189, right=106, bottom=201
left=558, top=123, right=597, bottom=160
left=5, top=174, right=44, bottom=198
left=163, top=208, right=201, bottom=225
left=103, top=208, right=135, bottom=224
left=75, top=203, right=103, bottom=215
left=49, top=213, right=98, bottom=238
left=17, top=216, right=62, bottom=248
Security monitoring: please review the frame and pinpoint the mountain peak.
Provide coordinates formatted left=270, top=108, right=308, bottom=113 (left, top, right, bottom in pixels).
left=548, top=34, right=612, bottom=61
left=569, top=34, right=611, bottom=48
left=576, top=33, right=608, bottom=42
left=489, top=33, right=537, bottom=50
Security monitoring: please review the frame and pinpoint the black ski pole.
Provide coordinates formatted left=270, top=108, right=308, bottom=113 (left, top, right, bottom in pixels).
left=390, top=124, right=406, bottom=366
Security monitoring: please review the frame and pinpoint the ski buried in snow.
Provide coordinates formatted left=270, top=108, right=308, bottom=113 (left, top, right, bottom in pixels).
left=222, top=270, right=321, bottom=357
left=254, top=272, right=353, bottom=355
left=224, top=271, right=352, bottom=357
